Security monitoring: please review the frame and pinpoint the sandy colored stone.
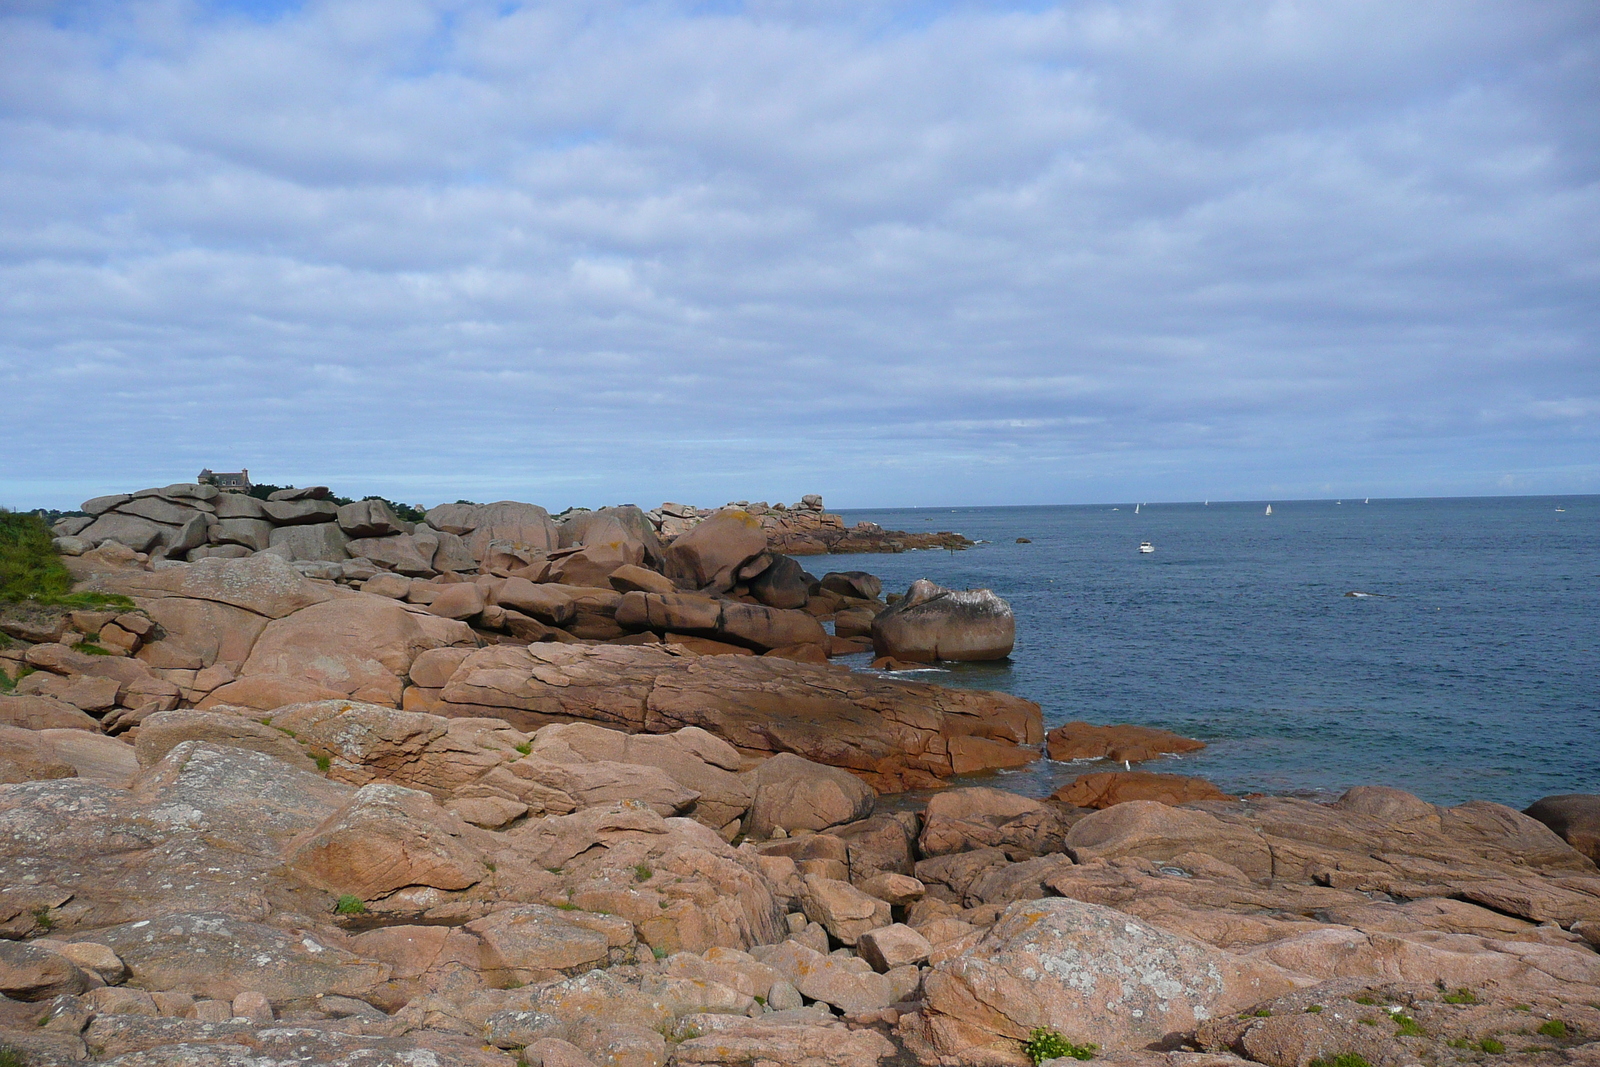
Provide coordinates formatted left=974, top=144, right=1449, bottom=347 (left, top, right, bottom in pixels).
left=133, top=708, right=316, bottom=770
left=857, top=923, right=932, bottom=971
left=747, top=753, right=875, bottom=838
left=1054, top=771, right=1234, bottom=809
left=0, top=693, right=101, bottom=732
left=1065, top=800, right=1274, bottom=881
left=913, top=898, right=1307, bottom=1062
left=284, top=782, right=489, bottom=900
left=761, top=940, right=895, bottom=1013
left=798, top=875, right=891, bottom=945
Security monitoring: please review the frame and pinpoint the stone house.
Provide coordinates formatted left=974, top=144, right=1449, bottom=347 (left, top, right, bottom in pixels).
left=198, top=468, right=252, bottom=492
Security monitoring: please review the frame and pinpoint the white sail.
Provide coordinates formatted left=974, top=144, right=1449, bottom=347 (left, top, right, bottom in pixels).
left=1134, top=503, right=1139, bottom=514
left=1265, top=504, right=1273, bottom=515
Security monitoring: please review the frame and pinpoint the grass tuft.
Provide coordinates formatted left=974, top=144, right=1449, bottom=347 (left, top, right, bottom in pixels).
left=1305, top=1005, right=1324, bottom=1014
left=1392, top=1013, right=1424, bottom=1037
left=334, top=894, right=367, bottom=915
left=1021, top=1028, right=1096, bottom=1064
left=314, top=754, right=331, bottom=773
left=0, top=1044, right=28, bottom=1067
left=1478, top=1038, right=1505, bottom=1054
left=514, top=742, right=532, bottom=755
left=1536, top=1020, right=1568, bottom=1040
left=1309, top=1056, right=1371, bottom=1067
left=634, top=863, right=653, bottom=882
left=1442, top=989, right=1480, bottom=1005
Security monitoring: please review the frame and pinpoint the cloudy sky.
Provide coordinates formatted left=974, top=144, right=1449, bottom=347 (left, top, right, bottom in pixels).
left=2, top=0, right=1596, bottom=511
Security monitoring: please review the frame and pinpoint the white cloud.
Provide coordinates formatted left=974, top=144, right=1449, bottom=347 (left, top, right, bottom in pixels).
left=0, top=0, right=1596, bottom=510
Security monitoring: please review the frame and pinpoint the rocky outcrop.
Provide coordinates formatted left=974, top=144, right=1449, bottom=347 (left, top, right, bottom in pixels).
left=1526, top=794, right=1600, bottom=864
left=871, top=580, right=1015, bottom=662
left=436, top=642, right=1043, bottom=790
left=1052, top=770, right=1234, bottom=808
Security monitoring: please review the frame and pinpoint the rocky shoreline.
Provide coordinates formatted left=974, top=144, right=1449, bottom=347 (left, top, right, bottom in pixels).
left=1, top=483, right=1596, bottom=1067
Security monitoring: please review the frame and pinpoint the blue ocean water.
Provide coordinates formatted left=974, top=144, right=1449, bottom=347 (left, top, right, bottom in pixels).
left=827, top=496, right=1598, bottom=809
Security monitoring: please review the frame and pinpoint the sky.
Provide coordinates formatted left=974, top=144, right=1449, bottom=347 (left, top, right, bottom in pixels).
left=1, top=0, right=1597, bottom=512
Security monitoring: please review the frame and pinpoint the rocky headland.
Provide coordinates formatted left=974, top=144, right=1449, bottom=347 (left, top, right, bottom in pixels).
left=0, top=483, right=1596, bottom=1067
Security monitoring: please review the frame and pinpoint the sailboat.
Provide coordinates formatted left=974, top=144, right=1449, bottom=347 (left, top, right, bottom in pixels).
left=1264, top=504, right=1273, bottom=516
left=1134, top=503, right=1140, bottom=514
left=1364, top=498, right=1369, bottom=504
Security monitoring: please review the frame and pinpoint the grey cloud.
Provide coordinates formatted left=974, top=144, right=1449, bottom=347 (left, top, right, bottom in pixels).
left=1, top=0, right=1596, bottom=511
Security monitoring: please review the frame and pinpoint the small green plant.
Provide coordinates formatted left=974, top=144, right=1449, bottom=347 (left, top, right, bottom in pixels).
left=1442, top=989, right=1480, bottom=1005
left=71, top=637, right=111, bottom=655
left=1021, top=1028, right=1097, bottom=1064
left=514, top=742, right=532, bottom=755
left=753, top=995, right=765, bottom=1006
left=273, top=725, right=297, bottom=737
left=334, top=895, right=366, bottom=915
left=1512, top=1004, right=1531, bottom=1012
left=634, top=863, right=653, bottom=882
left=314, top=754, right=331, bottom=773
left=556, top=901, right=579, bottom=911
left=1393, top=1013, right=1423, bottom=1037
left=0, top=1043, right=28, bottom=1067
left=1353, top=996, right=1376, bottom=1005
left=1309, top=1055, right=1371, bottom=1067
left=545, top=867, right=563, bottom=875
left=1478, top=1038, right=1505, bottom=1054
left=653, top=946, right=668, bottom=960
left=1305, top=1005, right=1324, bottom=1014
left=1359, top=1018, right=1377, bottom=1027
left=30, top=905, right=53, bottom=932
left=485, top=861, right=497, bottom=872
left=1447, top=1038, right=1471, bottom=1049
left=1253, top=1008, right=1272, bottom=1017
left=1537, top=1020, right=1568, bottom=1039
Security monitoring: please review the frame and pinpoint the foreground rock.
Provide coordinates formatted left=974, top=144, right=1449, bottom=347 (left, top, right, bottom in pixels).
left=871, top=580, right=1015, bottom=662
left=906, top=898, right=1305, bottom=1062
left=1526, top=793, right=1600, bottom=864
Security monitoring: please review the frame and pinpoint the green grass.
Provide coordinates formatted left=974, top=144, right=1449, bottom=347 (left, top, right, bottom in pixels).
left=1442, top=989, right=1480, bottom=1005
left=1, top=511, right=74, bottom=602
left=1478, top=1038, right=1505, bottom=1054
left=1305, top=1005, right=1324, bottom=1014
left=334, top=895, right=366, bottom=915
left=514, top=741, right=532, bottom=755
left=1353, top=996, right=1376, bottom=1006
left=1309, top=1056, right=1371, bottom=1067
left=652, top=946, right=668, bottom=960
left=1252, top=1009, right=1272, bottom=1017
left=634, top=863, right=653, bottom=882
left=0, top=1044, right=28, bottom=1067
left=71, top=638, right=111, bottom=655
left=314, top=754, right=331, bottom=773
left=1021, top=1029, right=1097, bottom=1064
left=30, top=905, right=53, bottom=932
left=1537, top=1020, right=1568, bottom=1040
left=1393, top=1013, right=1424, bottom=1037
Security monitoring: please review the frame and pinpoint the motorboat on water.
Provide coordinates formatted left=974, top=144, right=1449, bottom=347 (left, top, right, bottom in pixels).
left=1139, top=541, right=1155, bottom=554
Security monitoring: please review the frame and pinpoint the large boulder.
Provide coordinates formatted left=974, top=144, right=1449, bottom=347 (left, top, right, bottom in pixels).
left=871, top=580, right=1014, bottom=662
left=435, top=643, right=1042, bottom=791
left=1524, top=794, right=1600, bottom=865
left=748, top=554, right=810, bottom=609
left=663, top=509, right=767, bottom=592
left=349, top=533, right=436, bottom=576
left=746, top=753, right=874, bottom=838
left=284, top=782, right=490, bottom=900
left=133, top=709, right=316, bottom=770
left=85, top=553, right=334, bottom=619
left=426, top=501, right=560, bottom=561
left=559, top=506, right=665, bottom=569
left=0, top=724, right=79, bottom=783
left=267, top=521, right=350, bottom=562
left=0, top=694, right=101, bottom=732
left=910, top=898, right=1306, bottom=1062
left=615, top=591, right=826, bottom=652
left=236, top=596, right=475, bottom=706
left=337, top=499, right=411, bottom=537
left=1064, top=799, right=1274, bottom=881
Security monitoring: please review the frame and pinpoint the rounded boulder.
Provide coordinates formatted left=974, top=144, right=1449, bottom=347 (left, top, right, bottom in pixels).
left=870, top=579, right=1014, bottom=662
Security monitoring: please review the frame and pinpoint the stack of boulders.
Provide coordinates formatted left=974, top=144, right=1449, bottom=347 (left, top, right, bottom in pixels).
left=4, top=532, right=1037, bottom=785
left=648, top=495, right=971, bottom=555
left=0, top=693, right=1597, bottom=1067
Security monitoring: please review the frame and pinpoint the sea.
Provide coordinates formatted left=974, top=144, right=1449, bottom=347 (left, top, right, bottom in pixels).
left=824, top=495, right=1598, bottom=810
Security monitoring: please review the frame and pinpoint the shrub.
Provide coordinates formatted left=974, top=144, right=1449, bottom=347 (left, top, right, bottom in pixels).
left=0, top=510, right=73, bottom=602
left=334, top=895, right=366, bottom=915
left=1021, top=1029, right=1096, bottom=1064
left=1537, top=1020, right=1568, bottom=1039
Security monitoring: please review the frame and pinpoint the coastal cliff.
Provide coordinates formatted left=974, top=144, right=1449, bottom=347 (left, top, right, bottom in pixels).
left=1, top=490, right=1596, bottom=1067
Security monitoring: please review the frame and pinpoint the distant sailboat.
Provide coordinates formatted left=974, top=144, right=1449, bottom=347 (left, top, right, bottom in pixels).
left=1134, top=503, right=1140, bottom=514
left=1364, top=498, right=1369, bottom=504
left=1264, top=504, right=1273, bottom=516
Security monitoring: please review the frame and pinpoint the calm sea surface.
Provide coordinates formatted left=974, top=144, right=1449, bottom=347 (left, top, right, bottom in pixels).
left=825, top=496, right=1597, bottom=809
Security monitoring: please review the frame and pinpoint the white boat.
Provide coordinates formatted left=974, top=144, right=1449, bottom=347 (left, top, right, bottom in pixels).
left=1139, top=541, right=1154, bottom=554
left=1364, top=498, right=1369, bottom=504
left=1134, top=503, right=1140, bottom=514
left=1264, top=504, right=1273, bottom=516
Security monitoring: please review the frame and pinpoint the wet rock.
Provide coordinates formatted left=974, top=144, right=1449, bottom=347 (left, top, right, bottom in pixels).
left=1045, top=721, right=1207, bottom=763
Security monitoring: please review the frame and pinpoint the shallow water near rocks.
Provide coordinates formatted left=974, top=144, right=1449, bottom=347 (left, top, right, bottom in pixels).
left=828, top=495, right=1598, bottom=809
